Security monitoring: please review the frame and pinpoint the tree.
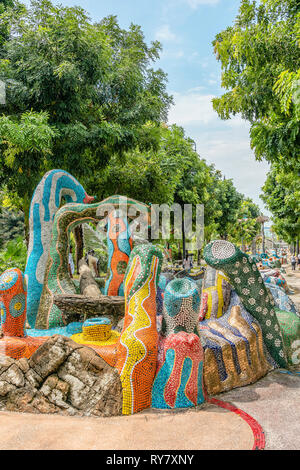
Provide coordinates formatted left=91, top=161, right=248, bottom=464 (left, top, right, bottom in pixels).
left=0, top=0, right=172, bottom=219
left=91, top=123, right=221, bottom=259
left=210, top=177, right=243, bottom=240
left=212, top=0, right=300, bottom=173
left=0, top=207, right=24, bottom=249
left=228, top=198, right=261, bottom=249
left=0, top=110, right=58, bottom=236
left=0, top=0, right=14, bottom=50
left=261, top=164, right=300, bottom=243
left=90, top=124, right=185, bottom=205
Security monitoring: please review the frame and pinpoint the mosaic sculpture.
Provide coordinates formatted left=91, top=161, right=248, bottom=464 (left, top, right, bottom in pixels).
left=267, top=284, right=298, bottom=315
left=116, top=244, right=163, bottom=415
left=35, top=196, right=147, bottom=330
left=2, top=169, right=300, bottom=419
left=104, top=209, right=133, bottom=296
left=199, top=266, right=231, bottom=321
left=200, top=291, right=274, bottom=395
left=161, top=278, right=201, bottom=337
left=0, top=269, right=27, bottom=337
left=35, top=202, right=101, bottom=329
left=152, top=278, right=205, bottom=409
left=204, top=240, right=288, bottom=368
left=25, top=170, right=94, bottom=327
left=275, top=309, right=300, bottom=368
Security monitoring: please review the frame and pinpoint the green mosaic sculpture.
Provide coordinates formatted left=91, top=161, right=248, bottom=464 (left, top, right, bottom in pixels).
left=204, top=240, right=288, bottom=369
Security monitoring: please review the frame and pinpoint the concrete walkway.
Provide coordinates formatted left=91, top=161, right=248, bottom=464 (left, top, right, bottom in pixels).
left=0, top=403, right=254, bottom=450
left=217, top=370, right=300, bottom=450
left=284, top=263, right=300, bottom=310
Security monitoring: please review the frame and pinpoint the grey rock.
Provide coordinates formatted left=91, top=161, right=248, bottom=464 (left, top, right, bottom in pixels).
left=0, top=335, right=122, bottom=417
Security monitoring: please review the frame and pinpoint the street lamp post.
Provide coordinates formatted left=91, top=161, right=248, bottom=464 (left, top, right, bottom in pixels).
left=256, top=215, right=269, bottom=254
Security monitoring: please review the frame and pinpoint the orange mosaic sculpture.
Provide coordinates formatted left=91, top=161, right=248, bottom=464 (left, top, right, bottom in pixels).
left=116, top=244, right=163, bottom=415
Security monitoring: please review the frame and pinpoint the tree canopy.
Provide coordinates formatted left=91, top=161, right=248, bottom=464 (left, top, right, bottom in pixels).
left=213, top=0, right=300, bottom=173
left=0, top=0, right=266, bottom=255
left=0, top=0, right=172, bottom=220
left=261, top=164, right=300, bottom=243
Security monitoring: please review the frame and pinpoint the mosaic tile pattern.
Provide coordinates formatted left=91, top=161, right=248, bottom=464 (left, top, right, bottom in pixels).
left=0, top=268, right=27, bottom=338
left=161, top=278, right=201, bottom=337
left=200, top=291, right=274, bottom=395
left=104, top=209, right=133, bottom=296
left=200, top=267, right=231, bottom=321
left=116, top=244, right=163, bottom=415
left=152, top=278, right=204, bottom=409
left=275, top=308, right=300, bottom=367
left=267, top=284, right=299, bottom=315
left=35, top=196, right=147, bottom=330
left=204, top=240, right=288, bottom=368
left=24, top=170, right=94, bottom=328
left=82, top=317, right=112, bottom=342
left=152, top=332, right=204, bottom=409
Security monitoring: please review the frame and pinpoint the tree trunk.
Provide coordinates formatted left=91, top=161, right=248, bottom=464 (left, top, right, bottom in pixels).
left=251, top=238, right=256, bottom=255
left=74, top=225, right=84, bottom=275
left=23, top=193, right=30, bottom=248
left=182, top=217, right=186, bottom=261
left=53, top=293, right=125, bottom=326
left=79, top=259, right=102, bottom=298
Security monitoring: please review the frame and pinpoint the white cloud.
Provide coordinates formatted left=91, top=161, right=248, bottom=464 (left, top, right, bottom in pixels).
left=185, top=0, right=220, bottom=8
left=167, top=90, right=270, bottom=213
left=155, top=24, right=177, bottom=42
left=168, top=91, right=216, bottom=125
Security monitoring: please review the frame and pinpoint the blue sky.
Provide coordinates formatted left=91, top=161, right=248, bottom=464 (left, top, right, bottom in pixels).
left=25, top=0, right=271, bottom=214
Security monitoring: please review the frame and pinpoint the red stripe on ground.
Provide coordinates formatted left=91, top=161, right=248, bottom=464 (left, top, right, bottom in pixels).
left=207, top=397, right=265, bottom=450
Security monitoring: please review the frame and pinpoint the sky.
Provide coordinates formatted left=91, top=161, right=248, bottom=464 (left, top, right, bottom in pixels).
left=24, top=0, right=271, bottom=215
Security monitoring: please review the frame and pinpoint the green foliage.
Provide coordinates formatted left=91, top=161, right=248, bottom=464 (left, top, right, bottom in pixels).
left=210, top=178, right=244, bottom=239
left=213, top=0, right=300, bottom=172
left=228, top=198, right=261, bottom=245
left=261, top=164, right=300, bottom=242
left=0, top=235, right=27, bottom=272
left=0, top=0, right=172, bottom=226
left=91, top=124, right=207, bottom=206
left=0, top=111, right=57, bottom=167
left=0, top=207, right=24, bottom=248
left=0, top=0, right=14, bottom=50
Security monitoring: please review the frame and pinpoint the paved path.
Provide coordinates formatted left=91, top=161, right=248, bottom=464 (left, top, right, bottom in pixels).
left=0, top=403, right=254, bottom=450
left=284, top=264, right=300, bottom=310
left=216, top=370, right=300, bottom=450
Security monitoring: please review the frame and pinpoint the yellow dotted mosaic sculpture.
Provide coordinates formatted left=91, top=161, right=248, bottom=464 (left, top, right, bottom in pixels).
left=71, top=318, right=120, bottom=346
left=83, top=318, right=112, bottom=341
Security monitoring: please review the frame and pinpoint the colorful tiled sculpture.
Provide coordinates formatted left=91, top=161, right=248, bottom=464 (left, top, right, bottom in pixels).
left=200, top=292, right=274, bottom=395
left=104, top=209, right=133, bottom=296
left=116, top=244, right=163, bottom=415
left=35, top=196, right=149, bottom=330
left=275, top=309, right=300, bottom=368
left=35, top=202, right=101, bottom=329
left=152, top=278, right=205, bottom=409
left=204, top=240, right=288, bottom=368
left=25, top=170, right=94, bottom=328
left=199, top=266, right=231, bottom=321
left=0, top=269, right=27, bottom=337
left=161, top=278, right=201, bottom=336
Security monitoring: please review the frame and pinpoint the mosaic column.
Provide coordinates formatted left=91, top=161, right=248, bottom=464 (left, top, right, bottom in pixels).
left=104, top=209, right=133, bottom=296
left=116, top=244, right=163, bottom=415
left=0, top=269, right=27, bottom=337
left=152, top=278, right=205, bottom=409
